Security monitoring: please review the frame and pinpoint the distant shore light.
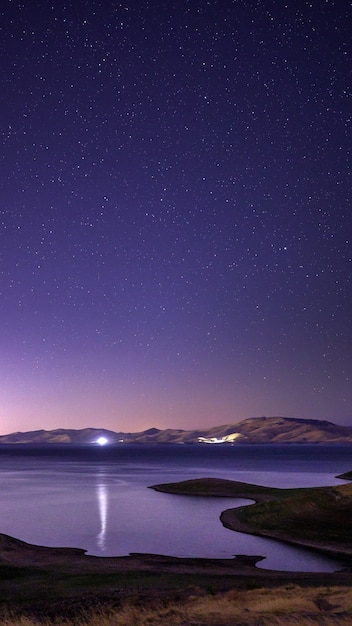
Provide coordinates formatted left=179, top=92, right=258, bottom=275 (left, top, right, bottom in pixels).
left=96, top=437, right=109, bottom=446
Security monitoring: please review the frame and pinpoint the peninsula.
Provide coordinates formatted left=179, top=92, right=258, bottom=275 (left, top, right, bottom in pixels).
left=151, top=476, right=352, bottom=560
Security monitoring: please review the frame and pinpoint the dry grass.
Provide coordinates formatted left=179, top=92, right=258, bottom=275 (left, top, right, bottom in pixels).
left=1, top=585, right=352, bottom=626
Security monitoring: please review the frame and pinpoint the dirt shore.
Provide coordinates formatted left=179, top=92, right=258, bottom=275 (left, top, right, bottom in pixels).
left=1, top=531, right=352, bottom=615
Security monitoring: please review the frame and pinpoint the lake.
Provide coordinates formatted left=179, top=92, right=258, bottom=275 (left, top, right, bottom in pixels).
left=0, top=444, right=351, bottom=572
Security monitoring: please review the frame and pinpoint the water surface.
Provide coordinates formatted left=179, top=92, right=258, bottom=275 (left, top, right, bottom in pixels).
left=0, top=444, right=351, bottom=572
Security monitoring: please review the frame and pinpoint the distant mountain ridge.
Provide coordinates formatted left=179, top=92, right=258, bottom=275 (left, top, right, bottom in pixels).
left=1, top=416, right=352, bottom=445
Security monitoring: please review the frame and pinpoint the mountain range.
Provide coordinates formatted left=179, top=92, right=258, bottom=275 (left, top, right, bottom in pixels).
left=0, top=416, right=352, bottom=445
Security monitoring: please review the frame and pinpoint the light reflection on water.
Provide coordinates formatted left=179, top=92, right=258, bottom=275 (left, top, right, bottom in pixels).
left=96, top=474, right=108, bottom=552
left=0, top=444, right=351, bottom=572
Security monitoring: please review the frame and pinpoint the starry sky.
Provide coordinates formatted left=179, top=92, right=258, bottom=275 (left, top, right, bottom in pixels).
left=1, top=0, right=351, bottom=435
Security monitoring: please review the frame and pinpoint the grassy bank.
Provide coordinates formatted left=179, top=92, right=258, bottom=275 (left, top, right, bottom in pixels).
left=151, top=476, right=352, bottom=559
left=1, top=584, right=352, bottom=625
left=221, top=482, right=352, bottom=558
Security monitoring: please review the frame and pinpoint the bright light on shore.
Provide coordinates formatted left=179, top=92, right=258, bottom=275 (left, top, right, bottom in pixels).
left=96, top=437, right=109, bottom=446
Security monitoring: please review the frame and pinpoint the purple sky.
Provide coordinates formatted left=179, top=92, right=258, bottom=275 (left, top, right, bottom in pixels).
left=1, top=0, right=351, bottom=434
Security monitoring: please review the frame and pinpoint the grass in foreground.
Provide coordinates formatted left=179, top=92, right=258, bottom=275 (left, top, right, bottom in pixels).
left=1, top=585, right=352, bottom=625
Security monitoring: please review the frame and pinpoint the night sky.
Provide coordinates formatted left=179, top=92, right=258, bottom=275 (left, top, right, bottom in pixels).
left=1, top=0, right=351, bottom=435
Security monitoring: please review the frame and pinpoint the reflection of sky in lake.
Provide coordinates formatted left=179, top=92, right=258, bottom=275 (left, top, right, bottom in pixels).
left=0, top=445, right=350, bottom=572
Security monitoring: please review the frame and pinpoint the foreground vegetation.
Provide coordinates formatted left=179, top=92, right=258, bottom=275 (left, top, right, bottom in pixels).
left=1, top=585, right=352, bottom=625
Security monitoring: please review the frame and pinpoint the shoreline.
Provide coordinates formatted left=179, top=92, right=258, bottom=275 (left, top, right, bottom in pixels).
left=0, top=530, right=351, bottom=581
left=1, top=475, right=352, bottom=619
left=1, top=542, right=352, bottom=625
left=150, top=477, right=352, bottom=563
left=1, top=540, right=352, bottom=620
left=220, top=507, right=352, bottom=563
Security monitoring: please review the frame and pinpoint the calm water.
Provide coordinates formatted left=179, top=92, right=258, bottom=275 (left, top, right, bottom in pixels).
left=0, top=444, right=351, bottom=572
